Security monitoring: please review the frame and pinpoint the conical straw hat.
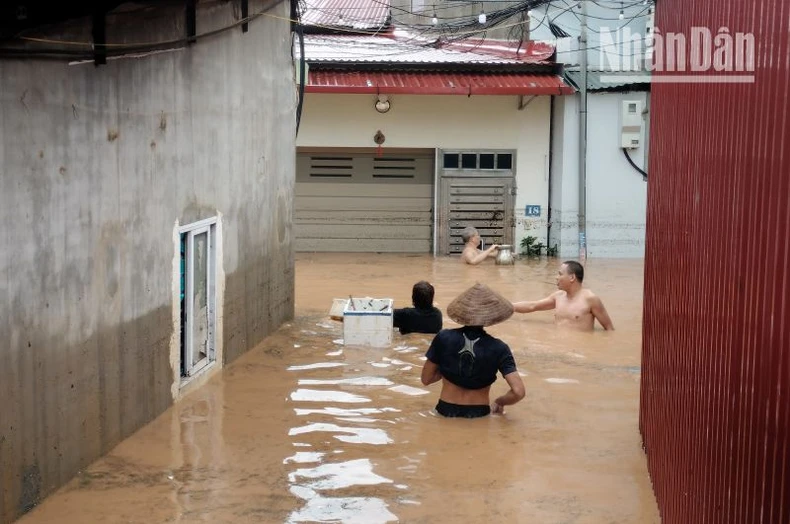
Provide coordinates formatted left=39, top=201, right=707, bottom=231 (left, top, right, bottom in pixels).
left=446, top=283, right=514, bottom=327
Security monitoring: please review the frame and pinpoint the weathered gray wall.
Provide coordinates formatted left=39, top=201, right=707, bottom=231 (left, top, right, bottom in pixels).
left=0, top=1, right=295, bottom=522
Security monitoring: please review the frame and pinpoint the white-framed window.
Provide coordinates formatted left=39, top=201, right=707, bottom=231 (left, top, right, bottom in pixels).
left=179, top=217, right=217, bottom=379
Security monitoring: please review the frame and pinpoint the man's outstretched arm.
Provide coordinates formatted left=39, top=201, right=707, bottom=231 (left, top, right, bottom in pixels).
left=462, top=245, right=499, bottom=265
left=512, top=294, right=557, bottom=314
left=590, top=296, right=614, bottom=330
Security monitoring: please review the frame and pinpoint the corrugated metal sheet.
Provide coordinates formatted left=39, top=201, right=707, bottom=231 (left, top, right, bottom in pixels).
left=307, top=70, right=574, bottom=95
left=640, top=0, right=790, bottom=522
left=298, top=34, right=554, bottom=65
left=300, top=0, right=389, bottom=30
left=564, top=70, right=651, bottom=92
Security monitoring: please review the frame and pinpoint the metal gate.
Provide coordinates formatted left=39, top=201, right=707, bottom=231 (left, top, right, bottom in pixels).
left=435, top=150, right=516, bottom=255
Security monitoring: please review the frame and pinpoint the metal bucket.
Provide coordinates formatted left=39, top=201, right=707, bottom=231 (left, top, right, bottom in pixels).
left=495, top=245, right=515, bottom=265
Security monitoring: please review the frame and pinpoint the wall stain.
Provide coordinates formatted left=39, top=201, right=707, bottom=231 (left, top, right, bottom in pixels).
left=2, top=306, right=174, bottom=523
left=18, top=464, right=41, bottom=515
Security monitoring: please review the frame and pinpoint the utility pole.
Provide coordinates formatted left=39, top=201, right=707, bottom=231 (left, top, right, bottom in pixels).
left=578, top=0, right=588, bottom=263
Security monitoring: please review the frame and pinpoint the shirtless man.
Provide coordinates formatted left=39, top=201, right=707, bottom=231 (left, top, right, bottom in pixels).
left=512, top=260, right=614, bottom=331
left=459, top=226, right=499, bottom=265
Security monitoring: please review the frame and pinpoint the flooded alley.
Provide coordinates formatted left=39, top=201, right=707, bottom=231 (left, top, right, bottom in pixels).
left=19, top=254, right=659, bottom=523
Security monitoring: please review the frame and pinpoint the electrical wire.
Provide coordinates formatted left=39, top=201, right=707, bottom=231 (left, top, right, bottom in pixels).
left=295, top=23, right=306, bottom=137
left=623, top=148, right=648, bottom=178
left=2, top=0, right=654, bottom=62
left=2, top=0, right=287, bottom=59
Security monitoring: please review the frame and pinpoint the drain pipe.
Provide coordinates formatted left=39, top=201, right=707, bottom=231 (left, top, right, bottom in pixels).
left=547, top=95, right=555, bottom=251
left=578, top=0, right=588, bottom=262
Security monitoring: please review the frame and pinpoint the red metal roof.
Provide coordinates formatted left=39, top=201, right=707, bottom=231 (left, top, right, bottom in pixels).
left=442, top=38, right=558, bottom=63
left=306, top=71, right=575, bottom=95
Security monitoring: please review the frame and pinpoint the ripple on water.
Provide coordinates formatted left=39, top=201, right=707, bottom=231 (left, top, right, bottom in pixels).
left=545, top=378, right=581, bottom=384
left=287, top=362, right=346, bottom=371
left=283, top=452, right=325, bottom=464
left=288, top=423, right=393, bottom=445
left=288, top=458, right=393, bottom=490
left=335, top=416, right=388, bottom=424
left=290, top=389, right=372, bottom=403
left=293, top=407, right=401, bottom=416
left=297, top=377, right=394, bottom=387
left=383, top=357, right=410, bottom=366
left=388, top=384, right=430, bottom=396
left=288, top=486, right=397, bottom=524
left=393, top=346, right=419, bottom=353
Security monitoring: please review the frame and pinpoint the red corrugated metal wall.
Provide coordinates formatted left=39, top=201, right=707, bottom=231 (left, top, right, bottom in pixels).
left=640, top=0, right=790, bottom=522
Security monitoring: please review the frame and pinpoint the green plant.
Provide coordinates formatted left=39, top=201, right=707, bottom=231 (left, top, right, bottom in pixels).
left=520, top=236, right=545, bottom=257
left=520, top=237, right=559, bottom=258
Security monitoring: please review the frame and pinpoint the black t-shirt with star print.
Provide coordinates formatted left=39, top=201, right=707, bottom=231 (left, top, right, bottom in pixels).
left=425, top=326, right=517, bottom=390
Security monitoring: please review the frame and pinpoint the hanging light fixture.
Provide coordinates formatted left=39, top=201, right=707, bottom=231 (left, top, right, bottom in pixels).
left=478, top=5, right=486, bottom=25
left=375, top=95, right=391, bottom=114
left=432, top=8, right=438, bottom=25
left=619, top=2, right=625, bottom=20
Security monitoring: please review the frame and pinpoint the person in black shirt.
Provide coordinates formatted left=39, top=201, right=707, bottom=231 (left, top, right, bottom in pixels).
left=393, top=281, right=443, bottom=335
left=420, top=283, right=525, bottom=418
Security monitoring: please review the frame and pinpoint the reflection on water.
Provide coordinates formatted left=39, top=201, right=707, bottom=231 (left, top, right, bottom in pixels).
left=288, top=423, right=393, bottom=445
left=288, top=486, right=398, bottom=524
left=284, top=452, right=326, bottom=464
left=387, top=384, right=430, bottom=396
left=294, top=407, right=401, bottom=416
left=287, top=362, right=346, bottom=371
left=290, top=389, right=372, bottom=403
left=297, top=377, right=394, bottom=386
left=19, top=254, right=659, bottom=524
left=289, top=458, right=393, bottom=490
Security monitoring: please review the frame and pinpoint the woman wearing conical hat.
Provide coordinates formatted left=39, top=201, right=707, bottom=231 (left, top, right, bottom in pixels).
left=420, top=283, right=526, bottom=418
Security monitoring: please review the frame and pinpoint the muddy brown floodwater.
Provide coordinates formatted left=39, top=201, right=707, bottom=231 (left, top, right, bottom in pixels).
left=20, top=253, right=660, bottom=524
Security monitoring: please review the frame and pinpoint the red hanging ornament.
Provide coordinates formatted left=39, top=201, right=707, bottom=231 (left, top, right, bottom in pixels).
left=374, top=130, right=385, bottom=157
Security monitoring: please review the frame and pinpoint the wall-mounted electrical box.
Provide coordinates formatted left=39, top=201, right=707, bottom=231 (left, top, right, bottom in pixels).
left=620, top=99, right=644, bottom=149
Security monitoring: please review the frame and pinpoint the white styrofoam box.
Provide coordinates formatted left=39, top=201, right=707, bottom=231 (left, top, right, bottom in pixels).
left=343, top=297, right=393, bottom=347
left=329, top=298, right=348, bottom=321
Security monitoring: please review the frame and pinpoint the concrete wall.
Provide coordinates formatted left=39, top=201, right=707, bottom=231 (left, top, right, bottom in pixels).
left=296, top=93, right=552, bottom=249
left=549, top=91, right=649, bottom=258
left=0, top=1, right=295, bottom=522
